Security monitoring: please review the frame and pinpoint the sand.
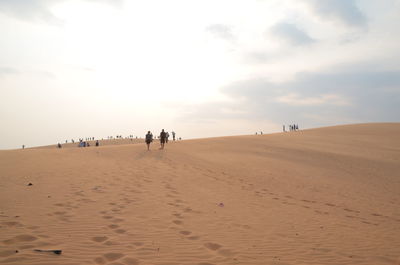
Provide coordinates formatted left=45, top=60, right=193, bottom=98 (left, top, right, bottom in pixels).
left=0, top=123, right=399, bottom=265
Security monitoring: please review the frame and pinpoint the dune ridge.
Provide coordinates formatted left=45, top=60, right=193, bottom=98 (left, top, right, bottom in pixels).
left=0, top=123, right=399, bottom=265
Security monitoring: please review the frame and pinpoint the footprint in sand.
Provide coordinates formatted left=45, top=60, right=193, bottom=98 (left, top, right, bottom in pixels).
left=204, top=242, right=222, bottom=251
left=172, top=213, right=183, bottom=219
left=108, top=224, right=120, bottom=229
left=371, top=213, right=382, bottom=217
left=172, top=220, right=183, bottom=225
left=103, top=252, right=125, bottom=261
left=1, top=221, right=23, bottom=228
left=92, top=236, right=108, bottom=243
left=53, top=211, right=67, bottom=215
left=179, top=231, right=191, bottom=235
left=183, top=207, right=193, bottom=213
left=122, top=257, right=140, bottom=265
left=94, top=256, right=106, bottom=264
left=114, top=229, right=127, bottom=234
left=102, top=215, right=113, bottom=220
left=344, top=208, right=360, bottom=213
left=167, top=202, right=180, bottom=207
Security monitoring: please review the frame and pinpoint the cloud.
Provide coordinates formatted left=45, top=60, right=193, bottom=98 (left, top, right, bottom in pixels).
left=0, top=0, right=64, bottom=25
left=0, top=67, right=57, bottom=79
left=177, top=64, right=400, bottom=127
left=83, top=0, right=123, bottom=8
left=276, top=93, right=349, bottom=106
left=270, top=22, right=315, bottom=46
left=205, top=24, right=235, bottom=41
left=242, top=51, right=278, bottom=64
left=0, top=0, right=123, bottom=25
left=304, top=0, right=367, bottom=28
left=0, top=67, right=20, bottom=76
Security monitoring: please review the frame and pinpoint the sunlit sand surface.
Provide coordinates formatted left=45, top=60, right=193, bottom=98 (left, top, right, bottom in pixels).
left=1, top=123, right=399, bottom=265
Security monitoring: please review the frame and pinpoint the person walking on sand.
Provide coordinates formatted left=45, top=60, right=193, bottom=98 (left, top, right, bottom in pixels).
left=145, top=131, right=153, bottom=150
left=172, top=131, right=176, bottom=141
left=159, top=129, right=167, bottom=149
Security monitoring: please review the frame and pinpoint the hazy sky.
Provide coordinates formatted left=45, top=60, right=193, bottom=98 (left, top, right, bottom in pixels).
left=0, top=0, right=399, bottom=149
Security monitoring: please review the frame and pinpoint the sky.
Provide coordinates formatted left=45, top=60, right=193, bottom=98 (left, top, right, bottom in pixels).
left=0, top=0, right=399, bottom=149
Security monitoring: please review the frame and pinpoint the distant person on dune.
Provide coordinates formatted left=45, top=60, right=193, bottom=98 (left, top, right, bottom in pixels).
left=145, top=131, right=153, bottom=150
left=172, top=131, right=176, bottom=141
left=160, top=129, right=167, bottom=149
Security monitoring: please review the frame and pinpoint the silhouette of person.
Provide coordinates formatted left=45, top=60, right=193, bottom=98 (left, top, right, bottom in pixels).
left=172, top=131, right=176, bottom=141
left=160, top=129, right=167, bottom=149
left=95, top=140, right=99, bottom=147
left=145, top=131, right=153, bottom=150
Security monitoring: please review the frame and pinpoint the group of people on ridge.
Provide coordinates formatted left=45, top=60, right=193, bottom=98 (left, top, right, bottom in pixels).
left=283, top=124, right=299, bottom=132
left=145, top=130, right=176, bottom=150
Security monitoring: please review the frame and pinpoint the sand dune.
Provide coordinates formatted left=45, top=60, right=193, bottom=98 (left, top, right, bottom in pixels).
left=0, top=123, right=399, bottom=265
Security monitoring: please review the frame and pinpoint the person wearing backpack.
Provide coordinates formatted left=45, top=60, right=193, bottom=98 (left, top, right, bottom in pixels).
left=145, top=131, right=153, bottom=150
left=159, top=129, right=167, bottom=149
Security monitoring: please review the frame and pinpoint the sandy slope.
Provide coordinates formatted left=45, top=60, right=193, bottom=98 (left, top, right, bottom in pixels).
left=0, top=123, right=399, bottom=265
